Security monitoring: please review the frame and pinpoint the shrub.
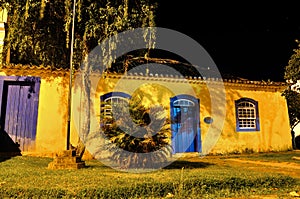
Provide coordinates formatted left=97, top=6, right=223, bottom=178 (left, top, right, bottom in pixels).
left=101, top=96, right=172, bottom=169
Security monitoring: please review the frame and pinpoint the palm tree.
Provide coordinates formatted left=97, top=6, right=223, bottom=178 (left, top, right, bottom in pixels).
left=101, top=96, right=172, bottom=169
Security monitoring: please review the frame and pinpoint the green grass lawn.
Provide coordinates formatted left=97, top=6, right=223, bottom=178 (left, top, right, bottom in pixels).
left=0, top=151, right=299, bottom=199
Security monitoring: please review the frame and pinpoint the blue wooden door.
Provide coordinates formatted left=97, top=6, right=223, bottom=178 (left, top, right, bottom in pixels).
left=0, top=77, right=40, bottom=151
left=170, top=95, right=201, bottom=153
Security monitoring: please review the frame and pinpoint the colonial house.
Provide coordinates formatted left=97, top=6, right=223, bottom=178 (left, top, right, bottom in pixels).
left=0, top=8, right=292, bottom=159
left=0, top=64, right=292, bottom=159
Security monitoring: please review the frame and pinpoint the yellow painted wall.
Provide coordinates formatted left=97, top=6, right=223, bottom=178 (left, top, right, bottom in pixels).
left=35, top=74, right=80, bottom=156
left=210, top=86, right=292, bottom=154
left=0, top=69, right=292, bottom=157
left=89, top=74, right=292, bottom=155
left=0, top=68, right=79, bottom=157
left=35, top=77, right=68, bottom=153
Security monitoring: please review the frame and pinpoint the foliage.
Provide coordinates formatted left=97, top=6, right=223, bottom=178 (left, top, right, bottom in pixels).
left=100, top=96, right=172, bottom=169
left=0, top=0, right=157, bottom=69
left=282, top=39, right=300, bottom=131
left=284, top=40, right=300, bottom=82
left=282, top=88, right=300, bottom=130
left=109, top=54, right=202, bottom=76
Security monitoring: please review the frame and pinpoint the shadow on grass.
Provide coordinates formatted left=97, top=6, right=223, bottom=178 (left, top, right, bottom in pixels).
left=164, top=160, right=214, bottom=169
left=83, top=159, right=214, bottom=172
left=0, top=130, right=22, bottom=162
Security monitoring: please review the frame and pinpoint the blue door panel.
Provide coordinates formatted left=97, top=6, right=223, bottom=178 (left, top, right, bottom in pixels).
left=0, top=76, right=40, bottom=151
left=170, top=95, right=201, bottom=154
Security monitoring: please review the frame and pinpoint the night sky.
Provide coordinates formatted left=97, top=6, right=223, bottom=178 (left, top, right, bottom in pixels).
left=155, top=1, right=300, bottom=82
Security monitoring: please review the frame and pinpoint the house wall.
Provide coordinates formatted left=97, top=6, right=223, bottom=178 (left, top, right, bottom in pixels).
left=0, top=68, right=292, bottom=157
left=85, top=74, right=292, bottom=156
left=211, top=86, right=291, bottom=154
left=0, top=67, right=79, bottom=157
left=35, top=76, right=68, bottom=153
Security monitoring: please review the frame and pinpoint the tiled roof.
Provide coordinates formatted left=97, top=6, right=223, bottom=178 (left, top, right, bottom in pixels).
left=0, top=64, right=69, bottom=76
left=103, top=72, right=288, bottom=92
left=0, top=64, right=288, bottom=91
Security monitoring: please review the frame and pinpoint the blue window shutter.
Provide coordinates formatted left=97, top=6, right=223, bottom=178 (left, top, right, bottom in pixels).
left=235, top=98, right=260, bottom=132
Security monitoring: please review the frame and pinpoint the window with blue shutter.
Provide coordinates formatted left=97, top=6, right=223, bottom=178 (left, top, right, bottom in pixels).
left=235, top=98, right=260, bottom=132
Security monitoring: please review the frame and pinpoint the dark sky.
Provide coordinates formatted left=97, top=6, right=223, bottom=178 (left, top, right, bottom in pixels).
left=155, top=1, right=300, bottom=82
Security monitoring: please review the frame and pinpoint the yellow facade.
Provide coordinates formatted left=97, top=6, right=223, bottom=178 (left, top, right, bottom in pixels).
left=88, top=74, right=291, bottom=156
left=0, top=66, right=293, bottom=158
left=213, top=84, right=291, bottom=154
left=0, top=66, right=78, bottom=157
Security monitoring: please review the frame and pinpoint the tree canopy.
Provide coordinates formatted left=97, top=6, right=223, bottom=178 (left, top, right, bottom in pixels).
left=282, top=40, right=300, bottom=133
left=0, top=0, right=157, bottom=69
left=284, top=40, right=300, bottom=82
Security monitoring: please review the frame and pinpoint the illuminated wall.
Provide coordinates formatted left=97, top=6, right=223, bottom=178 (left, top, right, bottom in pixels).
left=89, top=74, right=292, bottom=155
left=0, top=68, right=292, bottom=157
